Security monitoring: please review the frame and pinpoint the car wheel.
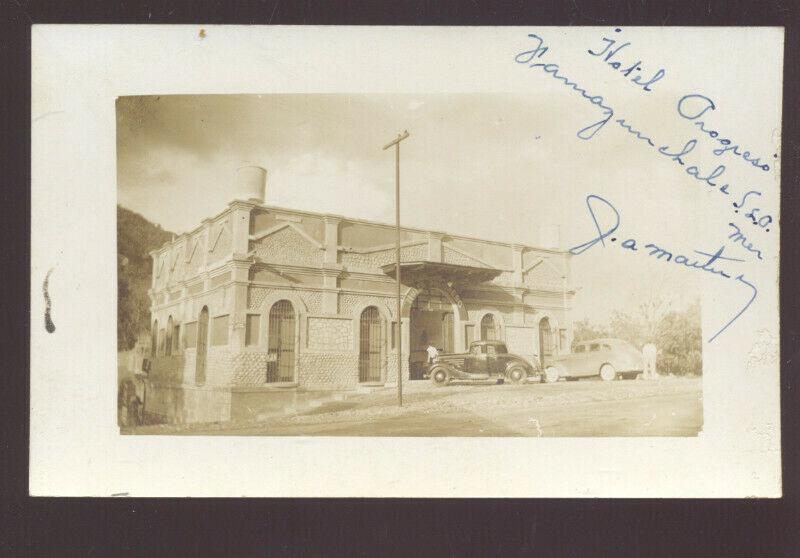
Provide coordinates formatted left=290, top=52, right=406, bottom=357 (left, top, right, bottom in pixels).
left=600, top=363, right=617, bottom=382
left=544, top=366, right=560, bottom=384
left=507, top=366, right=526, bottom=384
left=431, top=367, right=449, bottom=387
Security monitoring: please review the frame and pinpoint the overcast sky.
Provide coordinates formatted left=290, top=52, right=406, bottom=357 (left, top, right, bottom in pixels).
left=117, top=93, right=700, bottom=324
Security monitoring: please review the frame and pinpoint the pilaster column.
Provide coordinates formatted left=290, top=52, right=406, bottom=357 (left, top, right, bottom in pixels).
left=321, top=268, right=341, bottom=314
left=229, top=200, right=255, bottom=258
left=322, top=216, right=342, bottom=314
left=201, top=219, right=212, bottom=290
left=511, top=244, right=524, bottom=286
left=323, top=216, right=340, bottom=264
left=229, top=258, right=252, bottom=350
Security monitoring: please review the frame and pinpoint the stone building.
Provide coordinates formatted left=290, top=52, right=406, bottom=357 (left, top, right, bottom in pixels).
left=145, top=166, right=575, bottom=423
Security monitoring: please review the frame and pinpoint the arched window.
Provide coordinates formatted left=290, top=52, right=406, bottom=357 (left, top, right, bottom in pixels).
left=359, top=306, right=385, bottom=383
left=165, top=316, right=173, bottom=357
left=480, top=313, right=497, bottom=341
left=196, top=306, right=209, bottom=385
left=151, top=319, right=158, bottom=358
left=267, top=300, right=296, bottom=383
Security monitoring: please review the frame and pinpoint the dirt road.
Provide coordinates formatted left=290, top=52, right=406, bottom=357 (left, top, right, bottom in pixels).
left=137, top=377, right=702, bottom=437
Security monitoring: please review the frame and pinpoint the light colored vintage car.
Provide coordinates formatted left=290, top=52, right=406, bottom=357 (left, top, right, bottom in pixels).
left=543, top=338, right=644, bottom=382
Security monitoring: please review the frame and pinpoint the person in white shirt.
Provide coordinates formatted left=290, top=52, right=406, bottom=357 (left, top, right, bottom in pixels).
left=426, top=344, right=439, bottom=363
left=642, top=343, right=657, bottom=379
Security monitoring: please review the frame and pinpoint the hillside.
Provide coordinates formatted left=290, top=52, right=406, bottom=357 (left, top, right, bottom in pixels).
left=117, top=205, right=174, bottom=351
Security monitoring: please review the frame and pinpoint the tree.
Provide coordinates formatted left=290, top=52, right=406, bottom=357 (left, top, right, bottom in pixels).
left=117, top=206, right=174, bottom=351
left=654, top=299, right=702, bottom=376
left=572, top=297, right=702, bottom=376
left=572, top=318, right=609, bottom=346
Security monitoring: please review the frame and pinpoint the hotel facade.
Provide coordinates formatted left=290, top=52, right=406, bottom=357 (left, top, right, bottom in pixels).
left=145, top=166, right=576, bottom=423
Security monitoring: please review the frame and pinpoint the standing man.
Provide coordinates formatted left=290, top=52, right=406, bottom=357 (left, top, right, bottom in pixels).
left=426, top=344, right=439, bottom=364
left=642, top=342, right=657, bottom=379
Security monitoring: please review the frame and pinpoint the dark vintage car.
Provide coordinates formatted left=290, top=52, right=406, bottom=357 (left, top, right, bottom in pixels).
left=423, top=340, right=541, bottom=386
left=543, top=338, right=644, bottom=382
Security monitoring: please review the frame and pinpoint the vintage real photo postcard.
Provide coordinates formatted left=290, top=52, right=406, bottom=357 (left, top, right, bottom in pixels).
left=31, top=26, right=782, bottom=496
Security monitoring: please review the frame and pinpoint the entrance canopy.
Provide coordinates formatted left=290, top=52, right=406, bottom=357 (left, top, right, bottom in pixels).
left=380, top=261, right=502, bottom=287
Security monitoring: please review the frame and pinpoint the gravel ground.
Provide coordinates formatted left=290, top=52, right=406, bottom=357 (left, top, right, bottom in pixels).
left=125, top=376, right=702, bottom=437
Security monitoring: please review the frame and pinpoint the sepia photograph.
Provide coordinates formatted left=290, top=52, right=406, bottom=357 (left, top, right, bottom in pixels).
left=30, top=25, right=781, bottom=497
left=116, top=93, right=703, bottom=437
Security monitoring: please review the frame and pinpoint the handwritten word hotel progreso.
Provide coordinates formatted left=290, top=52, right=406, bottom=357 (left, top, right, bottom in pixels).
left=513, top=32, right=775, bottom=234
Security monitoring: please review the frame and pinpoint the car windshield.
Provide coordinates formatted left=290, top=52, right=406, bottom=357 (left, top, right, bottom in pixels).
left=492, top=344, right=508, bottom=354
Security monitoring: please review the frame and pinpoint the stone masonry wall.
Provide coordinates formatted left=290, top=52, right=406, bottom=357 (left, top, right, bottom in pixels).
left=340, top=243, right=426, bottom=270
left=232, top=351, right=272, bottom=385
left=299, top=353, right=360, bottom=388
left=203, top=347, right=237, bottom=386
left=307, top=317, right=352, bottom=351
left=338, top=294, right=395, bottom=318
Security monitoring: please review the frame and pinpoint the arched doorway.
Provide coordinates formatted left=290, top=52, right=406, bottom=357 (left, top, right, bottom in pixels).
left=196, top=306, right=209, bottom=384
left=408, top=287, right=458, bottom=380
left=267, top=300, right=296, bottom=383
left=480, top=313, right=497, bottom=341
left=539, top=317, right=552, bottom=367
left=359, top=306, right=385, bottom=383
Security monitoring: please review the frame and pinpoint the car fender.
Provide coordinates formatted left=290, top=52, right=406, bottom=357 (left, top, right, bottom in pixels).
left=504, top=359, right=530, bottom=377
left=430, top=361, right=462, bottom=378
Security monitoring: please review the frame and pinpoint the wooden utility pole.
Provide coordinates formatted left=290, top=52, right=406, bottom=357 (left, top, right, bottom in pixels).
left=383, top=130, right=410, bottom=407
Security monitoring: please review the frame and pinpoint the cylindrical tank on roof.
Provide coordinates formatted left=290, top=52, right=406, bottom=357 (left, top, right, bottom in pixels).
left=235, top=165, right=267, bottom=203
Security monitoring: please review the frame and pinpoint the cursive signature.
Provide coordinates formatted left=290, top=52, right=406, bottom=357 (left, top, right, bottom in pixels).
left=569, top=194, right=758, bottom=343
